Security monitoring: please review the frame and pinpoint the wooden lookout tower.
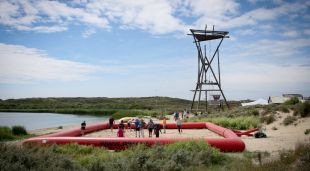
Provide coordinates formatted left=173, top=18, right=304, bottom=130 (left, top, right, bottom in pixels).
left=189, top=26, right=230, bottom=111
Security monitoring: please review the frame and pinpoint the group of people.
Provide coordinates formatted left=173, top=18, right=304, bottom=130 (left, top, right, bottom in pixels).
left=80, top=113, right=186, bottom=137
left=115, top=117, right=163, bottom=138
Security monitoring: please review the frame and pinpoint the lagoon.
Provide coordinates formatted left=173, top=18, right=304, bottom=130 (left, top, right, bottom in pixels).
left=0, top=112, right=109, bottom=130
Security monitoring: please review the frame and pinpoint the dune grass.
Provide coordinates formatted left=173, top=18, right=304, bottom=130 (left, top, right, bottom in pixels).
left=0, top=126, right=31, bottom=141
left=1, top=141, right=309, bottom=171
left=188, top=116, right=259, bottom=130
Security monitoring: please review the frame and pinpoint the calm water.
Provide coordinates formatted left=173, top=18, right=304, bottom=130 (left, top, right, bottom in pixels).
left=0, top=112, right=109, bottom=130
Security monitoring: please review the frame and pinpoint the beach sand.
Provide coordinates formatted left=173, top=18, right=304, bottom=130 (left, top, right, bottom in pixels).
left=242, top=111, right=310, bottom=153
left=85, top=128, right=223, bottom=139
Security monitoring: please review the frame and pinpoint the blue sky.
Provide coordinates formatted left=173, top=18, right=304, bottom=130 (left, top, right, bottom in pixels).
left=0, top=0, right=309, bottom=100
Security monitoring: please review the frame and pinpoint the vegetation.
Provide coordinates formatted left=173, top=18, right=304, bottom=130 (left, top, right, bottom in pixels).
left=305, top=129, right=310, bottom=135
left=0, top=141, right=225, bottom=171
left=283, top=116, right=297, bottom=126
left=188, top=116, right=259, bottom=130
left=224, top=143, right=310, bottom=171
left=293, top=101, right=310, bottom=117
left=260, top=114, right=276, bottom=124
left=0, top=126, right=30, bottom=141
left=0, top=127, right=15, bottom=141
left=284, top=97, right=300, bottom=105
left=1, top=141, right=309, bottom=171
left=0, top=143, right=83, bottom=171
left=11, top=126, right=27, bottom=135
left=0, top=97, right=192, bottom=112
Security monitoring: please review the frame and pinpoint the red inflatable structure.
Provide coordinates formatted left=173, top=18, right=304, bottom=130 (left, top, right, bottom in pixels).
left=23, top=122, right=246, bottom=152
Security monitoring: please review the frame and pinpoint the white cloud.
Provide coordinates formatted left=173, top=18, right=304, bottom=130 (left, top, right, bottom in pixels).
left=82, top=28, right=96, bottom=38
left=304, top=29, right=310, bottom=36
left=222, top=62, right=310, bottom=99
left=0, top=43, right=101, bottom=83
left=228, top=38, right=310, bottom=60
left=0, top=0, right=109, bottom=33
left=282, top=30, right=299, bottom=37
left=86, top=0, right=187, bottom=34
left=0, top=0, right=309, bottom=36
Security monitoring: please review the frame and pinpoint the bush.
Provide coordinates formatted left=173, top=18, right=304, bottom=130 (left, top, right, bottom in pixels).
left=55, top=141, right=225, bottom=171
left=260, top=114, right=276, bottom=124
left=279, top=106, right=290, bottom=113
left=0, top=127, right=14, bottom=141
left=285, top=97, right=300, bottom=105
left=283, top=116, right=297, bottom=126
left=294, top=101, right=310, bottom=117
left=12, top=126, right=27, bottom=135
left=188, top=116, right=259, bottom=130
left=250, top=109, right=259, bottom=116
left=0, top=143, right=84, bottom=171
left=304, top=129, right=310, bottom=135
left=112, top=110, right=144, bottom=119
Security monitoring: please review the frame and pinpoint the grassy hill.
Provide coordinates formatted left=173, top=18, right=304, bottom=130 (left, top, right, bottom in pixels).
left=0, top=96, right=193, bottom=110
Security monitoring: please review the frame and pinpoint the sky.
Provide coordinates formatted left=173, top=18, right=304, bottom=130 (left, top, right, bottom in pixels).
left=0, top=0, right=309, bottom=101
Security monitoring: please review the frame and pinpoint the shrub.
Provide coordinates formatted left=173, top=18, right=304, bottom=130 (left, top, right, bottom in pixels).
left=250, top=109, right=259, bottom=116
left=279, top=106, right=290, bottom=113
left=112, top=110, right=144, bottom=119
left=0, top=127, right=14, bottom=141
left=283, top=116, right=297, bottom=126
left=260, top=114, right=276, bottom=124
left=294, top=101, right=310, bottom=117
left=285, top=97, right=300, bottom=105
left=188, top=116, right=259, bottom=130
left=12, top=126, right=27, bottom=135
left=304, top=129, right=310, bottom=135
left=0, top=143, right=84, bottom=171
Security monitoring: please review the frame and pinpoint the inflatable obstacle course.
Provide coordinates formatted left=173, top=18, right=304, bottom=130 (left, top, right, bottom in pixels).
left=23, top=122, right=247, bottom=152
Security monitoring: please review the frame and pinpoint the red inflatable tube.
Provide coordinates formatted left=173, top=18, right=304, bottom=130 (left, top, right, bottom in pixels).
left=23, top=122, right=246, bottom=152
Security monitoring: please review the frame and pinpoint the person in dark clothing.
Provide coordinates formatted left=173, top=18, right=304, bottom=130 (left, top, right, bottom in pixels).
left=81, top=121, right=86, bottom=136
left=109, top=117, right=115, bottom=132
left=119, top=120, right=125, bottom=130
left=147, top=119, right=154, bottom=137
left=154, top=123, right=162, bottom=138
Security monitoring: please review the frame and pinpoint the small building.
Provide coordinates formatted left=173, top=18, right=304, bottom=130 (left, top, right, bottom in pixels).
left=282, top=94, right=303, bottom=100
left=268, top=96, right=290, bottom=104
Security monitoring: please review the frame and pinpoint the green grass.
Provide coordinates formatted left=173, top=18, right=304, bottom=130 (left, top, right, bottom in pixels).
left=0, top=126, right=32, bottom=141
left=188, top=116, right=259, bottom=130
left=0, top=141, right=226, bottom=171
left=0, top=127, right=15, bottom=141
left=1, top=141, right=309, bottom=171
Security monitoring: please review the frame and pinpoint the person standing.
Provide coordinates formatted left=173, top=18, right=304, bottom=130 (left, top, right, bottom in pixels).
left=134, top=118, right=141, bottom=138
left=127, top=119, right=132, bottom=131
left=119, top=120, right=125, bottom=130
left=154, top=123, right=162, bottom=138
left=109, top=117, right=115, bottom=132
left=162, top=117, right=167, bottom=134
left=140, top=118, right=146, bottom=138
left=81, top=121, right=86, bottom=136
left=176, top=118, right=183, bottom=133
left=117, top=127, right=124, bottom=137
left=147, top=119, right=154, bottom=137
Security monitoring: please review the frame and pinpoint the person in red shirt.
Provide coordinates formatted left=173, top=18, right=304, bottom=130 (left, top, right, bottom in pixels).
left=117, top=127, right=124, bottom=137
